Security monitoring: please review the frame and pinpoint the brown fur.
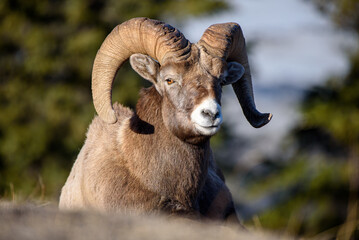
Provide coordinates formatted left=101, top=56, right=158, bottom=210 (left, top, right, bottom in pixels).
left=59, top=86, right=238, bottom=221
left=60, top=45, right=240, bottom=224
left=59, top=19, right=272, bottom=226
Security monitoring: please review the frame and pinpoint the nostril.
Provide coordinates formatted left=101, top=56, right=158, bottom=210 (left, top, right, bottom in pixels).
left=201, top=109, right=207, bottom=116
left=201, top=109, right=219, bottom=120
left=201, top=109, right=212, bottom=118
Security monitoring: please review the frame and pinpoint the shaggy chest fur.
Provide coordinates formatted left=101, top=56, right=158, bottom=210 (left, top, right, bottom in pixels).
left=59, top=87, right=235, bottom=220
left=75, top=87, right=211, bottom=214
left=117, top=88, right=210, bottom=209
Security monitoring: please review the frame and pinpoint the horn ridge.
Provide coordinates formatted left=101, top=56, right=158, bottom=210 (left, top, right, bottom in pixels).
left=92, top=18, right=190, bottom=123
left=198, top=22, right=272, bottom=128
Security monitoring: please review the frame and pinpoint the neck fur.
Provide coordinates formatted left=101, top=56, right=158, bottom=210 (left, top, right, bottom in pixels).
left=122, top=86, right=210, bottom=207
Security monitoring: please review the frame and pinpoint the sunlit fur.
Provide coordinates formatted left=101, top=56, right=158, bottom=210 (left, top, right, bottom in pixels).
left=58, top=18, right=269, bottom=226
left=59, top=45, right=241, bottom=223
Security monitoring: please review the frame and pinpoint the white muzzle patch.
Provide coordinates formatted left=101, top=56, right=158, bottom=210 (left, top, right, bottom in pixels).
left=191, top=98, right=223, bottom=136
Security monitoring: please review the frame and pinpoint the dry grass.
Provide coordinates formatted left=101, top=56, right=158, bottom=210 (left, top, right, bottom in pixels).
left=0, top=202, right=290, bottom=240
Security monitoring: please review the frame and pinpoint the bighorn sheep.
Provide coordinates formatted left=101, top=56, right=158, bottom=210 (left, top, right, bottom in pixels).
left=59, top=18, right=272, bottom=222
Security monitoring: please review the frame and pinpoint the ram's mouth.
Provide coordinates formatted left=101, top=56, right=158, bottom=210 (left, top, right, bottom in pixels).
left=194, top=123, right=221, bottom=136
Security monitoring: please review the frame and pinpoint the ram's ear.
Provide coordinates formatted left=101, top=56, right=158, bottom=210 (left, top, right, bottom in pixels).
left=221, top=62, right=245, bottom=86
left=130, top=53, right=160, bottom=85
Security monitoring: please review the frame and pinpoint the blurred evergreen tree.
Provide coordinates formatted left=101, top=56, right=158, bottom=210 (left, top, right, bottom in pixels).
left=240, top=0, right=359, bottom=238
left=294, top=1, right=359, bottom=238
left=0, top=0, right=228, bottom=200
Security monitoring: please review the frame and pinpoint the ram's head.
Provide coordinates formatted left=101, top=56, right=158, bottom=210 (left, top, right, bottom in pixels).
left=92, top=18, right=272, bottom=141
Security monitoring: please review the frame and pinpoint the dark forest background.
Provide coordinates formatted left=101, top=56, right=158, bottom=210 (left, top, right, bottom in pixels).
left=0, top=0, right=358, bottom=239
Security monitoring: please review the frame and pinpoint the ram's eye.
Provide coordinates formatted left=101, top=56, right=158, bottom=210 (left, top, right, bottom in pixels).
left=165, top=78, right=175, bottom=85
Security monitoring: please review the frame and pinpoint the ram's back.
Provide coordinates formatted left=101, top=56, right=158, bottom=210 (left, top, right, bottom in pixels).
left=59, top=103, right=133, bottom=211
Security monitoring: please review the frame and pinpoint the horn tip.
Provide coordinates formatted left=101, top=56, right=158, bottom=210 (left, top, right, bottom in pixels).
left=251, top=112, right=272, bottom=128
left=268, top=113, right=273, bottom=121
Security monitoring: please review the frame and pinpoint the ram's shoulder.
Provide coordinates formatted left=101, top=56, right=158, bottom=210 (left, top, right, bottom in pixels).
left=86, top=103, right=133, bottom=141
left=113, top=102, right=133, bottom=122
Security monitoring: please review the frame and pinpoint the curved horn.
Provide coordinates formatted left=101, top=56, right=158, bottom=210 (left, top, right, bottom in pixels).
left=198, top=23, right=272, bottom=128
left=92, top=17, right=191, bottom=123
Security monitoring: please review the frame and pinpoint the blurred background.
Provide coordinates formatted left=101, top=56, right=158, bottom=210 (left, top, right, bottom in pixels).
left=0, top=0, right=358, bottom=239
